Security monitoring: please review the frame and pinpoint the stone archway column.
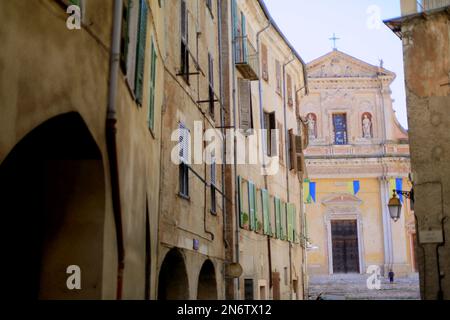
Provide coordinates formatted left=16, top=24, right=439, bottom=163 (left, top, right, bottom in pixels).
left=380, top=177, right=394, bottom=275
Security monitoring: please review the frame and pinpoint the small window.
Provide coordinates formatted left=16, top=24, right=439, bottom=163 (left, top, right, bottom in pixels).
left=264, top=112, right=277, bottom=157
left=208, top=53, right=215, bottom=119
left=244, top=279, right=254, bottom=300
left=210, top=154, right=217, bottom=214
left=179, top=123, right=190, bottom=198
left=275, top=60, right=282, bottom=95
left=238, top=79, right=254, bottom=132
left=180, top=0, right=190, bottom=84
left=261, top=43, right=269, bottom=82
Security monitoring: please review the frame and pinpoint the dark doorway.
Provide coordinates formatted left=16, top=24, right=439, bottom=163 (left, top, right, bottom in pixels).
left=331, top=220, right=360, bottom=274
left=197, top=260, right=217, bottom=300
left=158, top=249, right=189, bottom=300
left=272, top=272, right=281, bottom=300
left=0, top=112, right=105, bottom=299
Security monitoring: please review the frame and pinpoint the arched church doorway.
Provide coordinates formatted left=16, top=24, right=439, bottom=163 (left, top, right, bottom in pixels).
left=158, top=249, right=189, bottom=300
left=197, top=260, right=217, bottom=300
left=0, top=112, right=106, bottom=299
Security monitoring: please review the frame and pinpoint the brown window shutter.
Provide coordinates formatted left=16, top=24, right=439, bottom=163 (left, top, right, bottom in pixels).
left=261, top=43, right=268, bottom=81
left=289, top=129, right=297, bottom=171
left=272, top=272, right=281, bottom=300
left=277, top=121, right=284, bottom=163
left=275, top=60, right=281, bottom=94
left=287, top=74, right=293, bottom=107
left=238, top=79, right=252, bottom=131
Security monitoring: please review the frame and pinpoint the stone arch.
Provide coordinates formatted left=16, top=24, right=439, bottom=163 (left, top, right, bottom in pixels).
left=197, top=259, right=217, bottom=300
left=158, top=249, right=189, bottom=300
left=0, top=112, right=106, bottom=299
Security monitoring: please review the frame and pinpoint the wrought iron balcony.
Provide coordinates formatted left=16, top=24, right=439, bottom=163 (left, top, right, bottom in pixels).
left=235, top=36, right=260, bottom=81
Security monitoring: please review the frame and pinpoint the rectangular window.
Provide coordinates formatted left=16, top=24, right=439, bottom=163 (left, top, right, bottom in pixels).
left=244, top=279, right=254, bottom=300
left=179, top=123, right=190, bottom=198
left=278, top=121, right=284, bottom=164
left=264, top=112, right=277, bottom=157
left=180, top=0, right=190, bottom=84
left=288, top=129, right=297, bottom=171
left=210, top=155, right=216, bottom=214
left=275, top=60, right=282, bottom=94
left=333, top=114, right=348, bottom=145
left=208, top=53, right=215, bottom=119
left=287, top=74, right=293, bottom=107
left=120, top=0, right=148, bottom=105
left=148, top=38, right=157, bottom=131
left=261, top=43, right=269, bottom=82
left=238, top=79, right=253, bottom=132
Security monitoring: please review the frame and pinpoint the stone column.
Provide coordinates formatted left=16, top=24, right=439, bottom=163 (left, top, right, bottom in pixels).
left=379, top=177, right=393, bottom=275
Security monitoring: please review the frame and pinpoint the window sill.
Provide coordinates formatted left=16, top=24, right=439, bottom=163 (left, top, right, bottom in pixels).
left=178, top=193, right=191, bottom=201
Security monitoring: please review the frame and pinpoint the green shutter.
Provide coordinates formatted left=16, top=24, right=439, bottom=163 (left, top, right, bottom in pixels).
left=262, top=189, right=271, bottom=235
left=238, top=176, right=247, bottom=229
left=287, top=204, right=294, bottom=242
left=281, top=202, right=286, bottom=240
left=134, top=0, right=148, bottom=105
left=69, top=0, right=81, bottom=6
left=274, top=197, right=281, bottom=239
left=148, top=38, right=157, bottom=130
left=248, top=182, right=257, bottom=231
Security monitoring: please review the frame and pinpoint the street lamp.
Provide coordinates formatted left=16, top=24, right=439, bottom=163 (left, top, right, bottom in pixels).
left=388, top=189, right=414, bottom=222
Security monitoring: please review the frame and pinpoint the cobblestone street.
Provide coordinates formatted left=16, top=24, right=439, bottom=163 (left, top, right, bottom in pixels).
left=308, top=274, right=420, bottom=300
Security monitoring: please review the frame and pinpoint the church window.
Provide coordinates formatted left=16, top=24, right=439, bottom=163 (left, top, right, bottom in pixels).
left=333, top=114, right=348, bottom=145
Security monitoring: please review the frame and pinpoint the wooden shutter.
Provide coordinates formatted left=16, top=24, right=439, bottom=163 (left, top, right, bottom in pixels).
left=274, top=197, right=281, bottom=239
left=238, top=176, right=245, bottom=228
left=126, top=0, right=140, bottom=92
left=270, top=113, right=277, bottom=157
left=275, top=60, right=281, bottom=94
left=181, top=0, right=188, bottom=43
left=287, top=74, right=293, bottom=107
left=248, top=182, right=256, bottom=231
left=289, top=129, right=297, bottom=171
left=262, top=189, right=271, bottom=235
left=148, top=39, right=157, bottom=130
left=261, top=43, right=268, bottom=81
left=272, top=272, right=281, bottom=300
left=134, top=0, right=147, bottom=105
left=287, top=203, right=294, bottom=242
left=278, top=121, right=284, bottom=163
left=238, top=79, right=252, bottom=131
left=281, top=201, right=286, bottom=240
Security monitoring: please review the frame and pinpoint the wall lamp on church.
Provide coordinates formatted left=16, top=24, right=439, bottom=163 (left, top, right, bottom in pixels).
left=388, top=189, right=414, bottom=222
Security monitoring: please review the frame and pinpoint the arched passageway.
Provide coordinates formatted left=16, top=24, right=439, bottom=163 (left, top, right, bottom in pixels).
left=158, top=249, right=189, bottom=300
left=0, top=113, right=106, bottom=299
left=197, top=260, right=218, bottom=300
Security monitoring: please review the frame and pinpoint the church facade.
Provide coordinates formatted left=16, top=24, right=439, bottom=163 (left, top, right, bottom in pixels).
left=300, top=50, right=417, bottom=277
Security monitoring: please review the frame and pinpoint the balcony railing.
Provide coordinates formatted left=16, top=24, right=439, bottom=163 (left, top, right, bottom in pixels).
left=235, top=36, right=260, bottom=81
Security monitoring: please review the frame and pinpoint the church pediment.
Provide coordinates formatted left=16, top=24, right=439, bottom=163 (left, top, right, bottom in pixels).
left=307, top=50, right=395, bottom=80
left=322, top=193, right=363, bottom=207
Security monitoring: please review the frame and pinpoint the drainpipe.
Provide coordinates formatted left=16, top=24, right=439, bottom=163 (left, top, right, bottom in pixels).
left=217, top=0, right=228, bottom=300
left=106, top=0, right=125, bottom=300
left=256, top=21, right=272, bottom=289
left=283, top=56, right=295, bottom=300
left=230, top=0, right=240, bottom=300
